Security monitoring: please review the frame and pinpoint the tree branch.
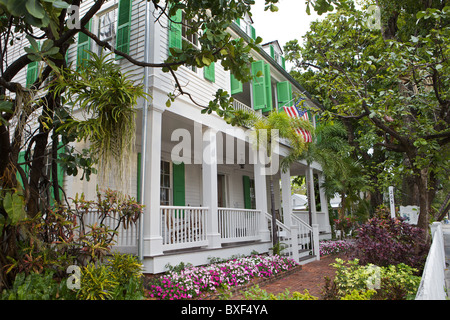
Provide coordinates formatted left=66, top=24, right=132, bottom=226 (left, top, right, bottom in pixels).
left=80, top=27, right=184, bottom=69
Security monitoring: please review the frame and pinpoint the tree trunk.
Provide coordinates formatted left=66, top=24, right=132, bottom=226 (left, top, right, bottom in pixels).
left=415, top=168, right=431, bottom=242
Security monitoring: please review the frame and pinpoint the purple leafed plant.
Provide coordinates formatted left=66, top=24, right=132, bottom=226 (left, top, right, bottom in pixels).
left=353, top=217, right=429, bottom=271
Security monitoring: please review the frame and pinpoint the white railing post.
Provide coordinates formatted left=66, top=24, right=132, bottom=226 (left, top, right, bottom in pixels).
left=290, top=224, right=300, bottom=262
left=312, top=224, right=320, bottom=261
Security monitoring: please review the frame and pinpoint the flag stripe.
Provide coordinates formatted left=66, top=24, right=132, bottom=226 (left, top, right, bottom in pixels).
left=283, top=101, right=312, bottom=143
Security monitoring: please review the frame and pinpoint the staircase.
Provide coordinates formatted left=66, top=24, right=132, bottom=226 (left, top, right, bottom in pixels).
left=265, top=213, right=319, bottom=265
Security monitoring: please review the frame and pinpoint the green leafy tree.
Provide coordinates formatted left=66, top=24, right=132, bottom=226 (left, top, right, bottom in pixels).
left=284, top=1, right=450, bottom=234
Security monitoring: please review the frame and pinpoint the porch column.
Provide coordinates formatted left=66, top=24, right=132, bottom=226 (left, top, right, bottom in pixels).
left=281, top=168, right=293, bottom=227
left=202, top=127, right=221, bottom=248
left=306, top=166, right=317, bottom=225
left=281, top=167, right=299, bottom=262
left=142, top=106, right=164, bottom=257
left=254, top=162, right=270, bottom=241
left=318, top=173, right=331, bottom=233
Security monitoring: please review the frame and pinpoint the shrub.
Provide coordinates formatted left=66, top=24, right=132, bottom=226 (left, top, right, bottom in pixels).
left=242, top=285, right=318, bottom=300
left=334, top=216, right=357, bottom=238
left=76, top=253, right=145, bottom=300
left=1, top=271, right=75, bottom=300
left=353, top=217, right=429, bottom=271
left=321, top=258, right=421, bottom=300
left=319, top=240, right=355, bottom=256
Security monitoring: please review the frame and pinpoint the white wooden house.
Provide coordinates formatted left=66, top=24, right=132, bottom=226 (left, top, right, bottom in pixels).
left=11, top=0, right=331, bottom=274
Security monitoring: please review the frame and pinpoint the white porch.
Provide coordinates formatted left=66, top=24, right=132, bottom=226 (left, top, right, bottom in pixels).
left=107, top=103, right=331, bottom=273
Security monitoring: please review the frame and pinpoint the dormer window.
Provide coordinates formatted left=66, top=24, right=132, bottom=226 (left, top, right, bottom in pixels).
left=263, top=41, right=286, bottom=69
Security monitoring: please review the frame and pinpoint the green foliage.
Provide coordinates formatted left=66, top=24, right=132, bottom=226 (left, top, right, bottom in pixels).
left=341, top=289, right=376, bottom=300
left=77, top=263, right=119, bottom=300
left=285, top=1, right=450, bottom=228
left=77, top=253, right=145, bottom=300
left=1, top=271, right=75, bottom=300
left=242, top=284, right=318, bottom=300
left=324, top=258, right=421, bottom=300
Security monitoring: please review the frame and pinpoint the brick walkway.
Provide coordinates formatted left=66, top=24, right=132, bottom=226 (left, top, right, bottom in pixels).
left=257, top=254, right=343, bottom=298
left=230, top=254, right=347, bottom=300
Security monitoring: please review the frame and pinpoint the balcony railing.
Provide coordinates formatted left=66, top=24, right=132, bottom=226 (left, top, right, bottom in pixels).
left=232, top=99, right=262, bottom=119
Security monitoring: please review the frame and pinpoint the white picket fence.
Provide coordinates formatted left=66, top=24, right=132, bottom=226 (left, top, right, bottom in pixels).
left=415, top=222, right=447, bottom=300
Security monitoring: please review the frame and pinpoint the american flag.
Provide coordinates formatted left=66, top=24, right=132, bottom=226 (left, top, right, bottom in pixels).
left=283, top=97, right=312, bottom=143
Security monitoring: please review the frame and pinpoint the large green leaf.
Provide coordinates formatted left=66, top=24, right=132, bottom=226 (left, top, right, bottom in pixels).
left=26, top=0, right=45, bottom=19
left=3, top=192, right=26, bottom=225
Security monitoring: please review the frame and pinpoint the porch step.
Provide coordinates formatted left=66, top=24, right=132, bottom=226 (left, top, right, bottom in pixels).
left=298, top=254, right=317, bottom=265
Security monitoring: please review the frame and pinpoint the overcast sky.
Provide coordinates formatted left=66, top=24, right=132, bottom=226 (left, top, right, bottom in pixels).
left=250, top=0, right=325, bottom=51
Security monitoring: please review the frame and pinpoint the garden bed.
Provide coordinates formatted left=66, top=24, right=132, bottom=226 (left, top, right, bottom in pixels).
left=144, top=254, right=300, bottom=300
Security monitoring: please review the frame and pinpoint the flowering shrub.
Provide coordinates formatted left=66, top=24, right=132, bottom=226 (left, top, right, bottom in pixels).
left=146, top=255, right=298, bottom=300
left=334, top=217, right=357, bottom=238
left=353, top=217, right=429, bottom=271
left=319, top=240, right=355, bottom=256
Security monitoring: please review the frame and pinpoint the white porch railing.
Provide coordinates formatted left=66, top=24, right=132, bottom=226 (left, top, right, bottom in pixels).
left=218, top=208, right=261, bottom=243
left=232, top=99, right=262, bottom=119
left=160, top=206, right=208, bottom=250
left=81, top=210, right=138, bottom=251
left=265, top=212, right=318, bottom=262
left=415, top=222, right=447, bottom=300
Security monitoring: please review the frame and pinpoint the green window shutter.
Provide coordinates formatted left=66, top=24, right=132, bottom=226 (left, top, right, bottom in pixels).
left=26, top=42, right=40, bottom=88
left=50, top=142, right=65, bottom=205
left=235, top=18, right=240, bottom=26
left=204, top=62, right=215, bottom=82
left=168, top=9, right=182, bottom=55
left=26, top=60, right=39, bottom=88
left=77, top=20, right=91, bottom=68
left=116, top=0, right=132, bottom=58
left=263, top=63, right=272, bottom=112
left=16, top=151, right=29, bottom=187
left=243, top=175, right=251, bottom=209
left=277, top=81, right=292, bottom=112
left=269, top=45, right=275, bottom=59
left=172, top=162, right=185, bottom=206
left=137, top=153, right=142, bottom=202
left=249, top=25, right=256, bottom=40
left=251, top=60, right=266, bottom=110
left=230, top=73, right=243, bottom=95
left=281, top=56, right=286, bottom=70
left=56, top=143, right=65, bottom=193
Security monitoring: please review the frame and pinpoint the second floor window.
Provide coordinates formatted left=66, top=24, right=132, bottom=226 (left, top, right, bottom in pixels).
left=97, top=7, right=118, bottom=55
left=181, top=13, right=198, bottom=72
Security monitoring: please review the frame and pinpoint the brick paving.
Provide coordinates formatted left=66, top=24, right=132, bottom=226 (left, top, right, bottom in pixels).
left=231, top=253, right=348, bottom=300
